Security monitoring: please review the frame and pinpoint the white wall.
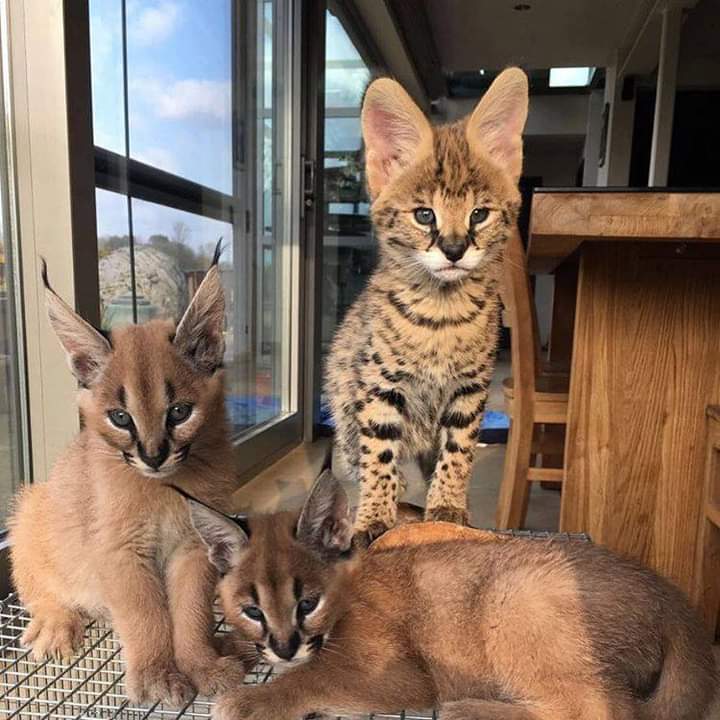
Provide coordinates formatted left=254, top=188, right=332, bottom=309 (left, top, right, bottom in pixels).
left=442, top=93, right=590, bottom=136
left=523, top=139, right=584, bottom=186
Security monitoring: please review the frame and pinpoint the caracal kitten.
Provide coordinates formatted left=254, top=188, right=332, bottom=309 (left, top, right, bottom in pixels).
left=187, top=472, right=716, bottom=720
left=10, top=248, right=244, bottom=705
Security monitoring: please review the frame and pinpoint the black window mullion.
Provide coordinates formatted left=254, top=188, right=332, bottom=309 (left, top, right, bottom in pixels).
left=94, top=147, right=235, bottom=225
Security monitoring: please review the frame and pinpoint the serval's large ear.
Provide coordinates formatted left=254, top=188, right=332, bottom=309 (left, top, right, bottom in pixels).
left=42, top=260, right=111, bottom=387
left=296, top=469, right=352, bottom=558
left=361, top=78, right=433, bottom=200
left=174, top=238, right=226, bottom=374
left=465, top=67, right=529, bottom=183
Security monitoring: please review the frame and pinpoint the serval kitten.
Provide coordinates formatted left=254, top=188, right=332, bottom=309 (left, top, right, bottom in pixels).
left=9, top=246, right=244, bottom=706
left=326, top=68, right=529, bottom=542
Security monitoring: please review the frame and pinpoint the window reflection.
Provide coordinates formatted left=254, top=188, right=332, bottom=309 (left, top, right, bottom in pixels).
left=90, top=0, right=293, bottom=439
left=319, top=11, right=373, bottom=428
left=90, top=0, right=233, bottom=193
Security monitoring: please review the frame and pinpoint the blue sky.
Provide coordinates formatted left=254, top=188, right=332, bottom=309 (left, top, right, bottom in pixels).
left=89, top=3, right=367, bottom=248
left=90, top=0, right=233, bottom=245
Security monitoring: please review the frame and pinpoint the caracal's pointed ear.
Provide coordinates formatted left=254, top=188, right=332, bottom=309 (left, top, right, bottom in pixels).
left=185, top=496, right=250, bottom=575
left=361, top=78, right=434, bottom=200
left=465, top=67, right=529, bottom=183
left=174, top=238, right=225, bottom=374
left=296, top=469, right=352, bottom=558
left=42, top=259, right=112, bottom=387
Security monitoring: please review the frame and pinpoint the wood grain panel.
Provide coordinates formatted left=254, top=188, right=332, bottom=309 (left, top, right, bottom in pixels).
left=529, top=192, right=720, bottom=272
left=694, top=408, right=720, bottom=637
left=561, top=242, right=720, bottom=594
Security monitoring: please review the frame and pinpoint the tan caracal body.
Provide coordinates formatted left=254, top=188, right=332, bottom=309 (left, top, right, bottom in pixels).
left=325, top=69, right=529, bottom=544
left=9, top=249, right=243, bottom=705
left=186, top=472, right=717, bottom=720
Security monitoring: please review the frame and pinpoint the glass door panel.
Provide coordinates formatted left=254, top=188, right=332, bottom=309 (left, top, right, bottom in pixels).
left=318, top=9, right=372, bottom=429
left=0, top=31, right=26, bottom=528
left=89, top=0, right=298, bottom=445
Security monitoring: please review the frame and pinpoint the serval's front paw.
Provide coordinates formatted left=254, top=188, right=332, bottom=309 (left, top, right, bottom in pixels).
left=21, top=610, right=85, bottom=662
left=125, top=660, right=194, bottom=707
left=352, top=520, right=392, bottom=550
left=425, top=505, right=469, bottom=526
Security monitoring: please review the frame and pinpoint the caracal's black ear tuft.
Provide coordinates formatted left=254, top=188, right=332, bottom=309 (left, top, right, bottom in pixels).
left=42, top=258, right=112, bottom=387
left=296, top=469, right=352, bottom=558
left=211, top=237, right=223, bottom=267
left=173, top=485, right=250, bottom=575
left=174, top=243, right=226, bottom=374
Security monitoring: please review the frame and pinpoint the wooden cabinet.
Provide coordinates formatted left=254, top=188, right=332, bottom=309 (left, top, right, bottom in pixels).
left=528, top=191, right=720, bottom=597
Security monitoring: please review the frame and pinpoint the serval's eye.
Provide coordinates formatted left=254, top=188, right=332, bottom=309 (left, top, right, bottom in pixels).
left=298, top=596, right=320, bottom=616
left=414, top=207, right=435, bottom=226
left=243, top=605, right=265, bottom=622
left=470, top=207, right=490, bottom=225
left=167, top=402, right=192, bottom=425
left=108, top=409, right=132, bottom=429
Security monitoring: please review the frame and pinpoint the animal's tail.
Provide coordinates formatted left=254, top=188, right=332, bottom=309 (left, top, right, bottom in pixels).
left=320, top=445, right=333, bottom=474
left=642, top=618, right=717, bottom=720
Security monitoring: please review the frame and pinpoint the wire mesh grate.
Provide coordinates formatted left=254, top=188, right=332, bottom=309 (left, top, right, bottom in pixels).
left=0, top=593, right=437, bottom=720
left=0, top=531, right=588, bottom=719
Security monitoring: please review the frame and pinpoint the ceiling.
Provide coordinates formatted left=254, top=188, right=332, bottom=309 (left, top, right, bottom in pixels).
left=423, top=0, right=656, bottom=72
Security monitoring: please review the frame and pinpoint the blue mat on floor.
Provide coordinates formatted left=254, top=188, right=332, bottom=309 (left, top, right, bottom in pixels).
left=318, top=404, right=509, bottom=444
left=225, top=394, right=281, bottom=430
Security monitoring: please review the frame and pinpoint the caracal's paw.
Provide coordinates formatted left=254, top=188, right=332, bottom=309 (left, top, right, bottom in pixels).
left=186, top=655, right=245, bottom=697
left=125, top=660, right=194, bottom=707
left=213, top=687, right=279, bottom=720
left=21, top=611, right=85, bottom=662
left=424, top=505, right=469, bottom=526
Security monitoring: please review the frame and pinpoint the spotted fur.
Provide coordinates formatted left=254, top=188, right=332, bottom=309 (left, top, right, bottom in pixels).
left=326, top=69, right=529, bottom=540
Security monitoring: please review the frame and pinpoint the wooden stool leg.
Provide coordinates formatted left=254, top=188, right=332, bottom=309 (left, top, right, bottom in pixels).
left=696, top=519, right=720, bottom=639
left=496, top=415, right=533, bottom=529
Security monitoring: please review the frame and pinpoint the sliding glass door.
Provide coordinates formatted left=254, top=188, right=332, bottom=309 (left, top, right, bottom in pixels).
left=88, top=0, right=301, bottom=468
left=0, top=12, right=25, bottom=529
left=311, top=4, right=379, bottom=432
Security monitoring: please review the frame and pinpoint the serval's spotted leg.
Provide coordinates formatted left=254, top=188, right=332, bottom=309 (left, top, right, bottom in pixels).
left=351, top=388, right=405, bottom=548
left=425, top=379, right=489, bottom=525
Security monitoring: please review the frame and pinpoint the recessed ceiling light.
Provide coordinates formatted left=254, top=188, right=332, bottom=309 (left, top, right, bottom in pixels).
left=513, top=3, right=531, bottom=10
left=548, top=67, right=595, bottom=87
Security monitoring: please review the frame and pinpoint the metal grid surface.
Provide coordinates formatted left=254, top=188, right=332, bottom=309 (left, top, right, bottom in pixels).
left=0, top=530, right=588, bottom=719
left=0, top=593, right=436, bottom=720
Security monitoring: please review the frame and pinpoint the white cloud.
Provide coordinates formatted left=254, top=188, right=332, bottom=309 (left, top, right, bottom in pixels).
left=129, top=1, right=181, bottom=46
left=133, top=78, right=231, bottom=122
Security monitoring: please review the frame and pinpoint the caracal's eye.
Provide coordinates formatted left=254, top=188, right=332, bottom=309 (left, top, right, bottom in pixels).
left=243, top=605, right=265, bottom=622
left=297, top=596, right=320, bottom=616
left=413, top=207, right=435, bottom=226
left=470, top=207, right=490, bottom=225
left=108, top=409, right=133, bottom=429
left=167, top=402, right=193, bottom=425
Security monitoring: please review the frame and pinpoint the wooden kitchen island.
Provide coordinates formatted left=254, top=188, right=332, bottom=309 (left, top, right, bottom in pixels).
left=528, top=190, right=720, bottom=596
